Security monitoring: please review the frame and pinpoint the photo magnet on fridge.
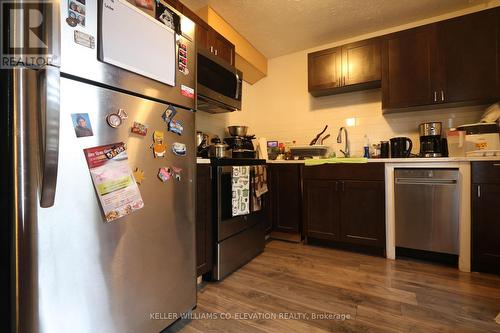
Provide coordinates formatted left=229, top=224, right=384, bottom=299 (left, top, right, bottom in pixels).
left=71, top=113, right=94, bottom=137
left=162, top=105, right=177, bottom=124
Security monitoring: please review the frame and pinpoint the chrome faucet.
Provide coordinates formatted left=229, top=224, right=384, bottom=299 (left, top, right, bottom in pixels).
left=336, top=127, right=350, bottom=157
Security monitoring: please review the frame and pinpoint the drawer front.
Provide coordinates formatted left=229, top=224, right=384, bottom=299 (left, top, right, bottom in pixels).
left=302, top=163, right=384, bottom=181
left=472, top=161, right=500, bottom=184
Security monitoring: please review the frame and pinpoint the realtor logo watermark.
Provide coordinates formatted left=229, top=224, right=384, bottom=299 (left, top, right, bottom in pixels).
left=1, top=0, right=54, bottom=68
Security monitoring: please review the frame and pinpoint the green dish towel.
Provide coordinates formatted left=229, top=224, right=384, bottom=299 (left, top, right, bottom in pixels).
left=304, top=158, right=368, bottom=166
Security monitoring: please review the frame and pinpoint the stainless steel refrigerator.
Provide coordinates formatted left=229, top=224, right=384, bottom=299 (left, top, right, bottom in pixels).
left=6, top=1, right=197, bottom=332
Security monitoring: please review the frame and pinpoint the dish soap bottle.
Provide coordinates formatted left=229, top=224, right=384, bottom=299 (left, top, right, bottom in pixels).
left=363, top=134, right=370, bottom=158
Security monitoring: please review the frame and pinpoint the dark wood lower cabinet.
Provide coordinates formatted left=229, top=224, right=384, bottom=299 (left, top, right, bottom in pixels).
left=340, top=181, right=385, bottom=248
left=196, top=165, right=212, bottom=276
left=303, top=180, right=340, bottom=241
left=303, top=164, right=386, bottom=255
left=472, top=162, right=500, bottom=275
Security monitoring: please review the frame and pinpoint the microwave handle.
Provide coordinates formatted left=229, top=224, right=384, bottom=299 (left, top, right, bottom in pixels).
left=235, top=73, right=241, bottom=99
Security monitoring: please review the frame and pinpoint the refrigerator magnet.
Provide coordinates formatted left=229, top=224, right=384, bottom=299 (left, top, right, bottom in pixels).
left=162, top=105, right=177, bottom=124
left=106, top=109, right=128, bottom=128
left=71, top=113, right=94, bottom=138
left=133, top=168, right=145, bottom=185
left=172, top=142, right=187, bottom=156
left=83, top=142, right=144, bottom=222
left=172, top=166, right=182, bottom=181
left=158, top=167, right=172, bottom=182
left=151, top=131, right=167, bottom=158
left=131, top=121, right=148, bottom=136
left=168, top=120, right=183, bottom=136
left=180, top=85, right=194, bottom=99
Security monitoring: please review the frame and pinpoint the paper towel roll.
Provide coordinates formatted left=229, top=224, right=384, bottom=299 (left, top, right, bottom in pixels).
left=257, top=137, right=268, bottom=160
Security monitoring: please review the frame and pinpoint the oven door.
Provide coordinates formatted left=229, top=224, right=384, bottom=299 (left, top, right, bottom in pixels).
left=216, top=165, right=263, bottom=242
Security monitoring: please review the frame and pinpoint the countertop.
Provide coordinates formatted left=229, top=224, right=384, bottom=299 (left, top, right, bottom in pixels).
left=266, top=156, right=500, bottom=164
left=197, top=156, right=500, bottom=164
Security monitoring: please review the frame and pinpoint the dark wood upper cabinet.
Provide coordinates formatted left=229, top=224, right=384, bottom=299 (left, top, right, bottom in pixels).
left=173, top=0, right=236, bottom=66
left=340, top=180, right=385, bottom=248
left=269, top=164, right=301, bottom=234
left=472, top=162, right=500, bottom=275
left=381, top=25, right=439, bottom=109
left=382, top=7, right=500, bottom=111
left=196, top=165, right=213, bottom=277
left=211, top=31, right=235, bottom=65
left=308, top=47, right=342, bottom=93
left=303, top=180, right=340, bottom=241
left=437, top=9, right=499, bottom=104
left=342, top=38, right=381, bottom=86
left=308, top=38, right=381, bottom=96
left=195, top=20, right=210, bottom=50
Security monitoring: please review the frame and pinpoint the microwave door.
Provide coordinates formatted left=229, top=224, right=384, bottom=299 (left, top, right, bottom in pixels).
left=196, top=50, right=242, bottom=112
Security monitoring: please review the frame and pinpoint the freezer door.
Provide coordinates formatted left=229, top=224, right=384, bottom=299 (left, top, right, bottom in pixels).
left=35, top=77, right=196, bottom=333
left=59, top=0, right=196, bottom=109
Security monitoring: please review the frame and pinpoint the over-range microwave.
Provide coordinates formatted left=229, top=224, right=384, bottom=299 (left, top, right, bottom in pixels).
left=196, top=48, right=242, bottom=113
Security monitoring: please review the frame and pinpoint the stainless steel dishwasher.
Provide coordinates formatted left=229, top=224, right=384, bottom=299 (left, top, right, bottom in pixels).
left=395, top=169, right=459, bottom=255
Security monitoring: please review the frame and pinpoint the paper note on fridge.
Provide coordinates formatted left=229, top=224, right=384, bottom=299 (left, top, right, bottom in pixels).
left=84, top=142, right=144, bottom=222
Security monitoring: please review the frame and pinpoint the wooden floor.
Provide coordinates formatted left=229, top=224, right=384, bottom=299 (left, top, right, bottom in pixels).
left=166, top=240, right=500, bottom=333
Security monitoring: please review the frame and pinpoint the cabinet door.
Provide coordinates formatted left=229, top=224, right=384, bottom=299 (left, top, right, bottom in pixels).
left=382, top=25, right=439, bottom=109
left=342, top=38, right=381, bottom=86
left=196, top=165, right=213, bottom=276
left=340, top=181, right=385, bottom=248
left=271, top=165, right=301, bottom=233
left=472, top=183, right=500, bottom=275
left=195, top=21, right=210, bottom=52
left=308, top=47, right=342, bottom=92
left=211, top=31, right=235, bottom=65
left=438, top=9, right=499, bottom=104
left=303, top=180, right=340, bottom=241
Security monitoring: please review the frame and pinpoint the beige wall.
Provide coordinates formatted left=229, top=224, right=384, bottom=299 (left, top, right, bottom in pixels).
left=196, top=1, right=499, bottom=156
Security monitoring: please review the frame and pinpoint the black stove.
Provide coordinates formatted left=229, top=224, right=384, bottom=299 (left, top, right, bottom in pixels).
left=208, top=157, right=266, bottom=166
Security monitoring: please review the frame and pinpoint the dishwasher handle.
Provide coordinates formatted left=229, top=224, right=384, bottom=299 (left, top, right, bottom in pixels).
left=395, top=178, right=457, bottom=185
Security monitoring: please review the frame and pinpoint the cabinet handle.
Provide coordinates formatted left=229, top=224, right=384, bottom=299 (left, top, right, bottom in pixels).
left=215, top=49, right=218, bottom=56
left=210, top=46, right=214, bottom=53
left=493, top=163, right=500, bottom=167
left=434, top=91, right=437, bottom=102
left=335, top=182, right=339, bottom=192
left=441, top=90, right=445, bottom=102
left=477, top=185, right=481, bottom=198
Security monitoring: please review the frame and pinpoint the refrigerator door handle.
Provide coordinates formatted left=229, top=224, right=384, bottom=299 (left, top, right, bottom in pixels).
left=39, top=66, right=60, bottom=207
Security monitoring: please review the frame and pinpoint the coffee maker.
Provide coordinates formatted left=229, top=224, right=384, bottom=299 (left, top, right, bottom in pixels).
left=419, top=122, right=444, bottom=157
